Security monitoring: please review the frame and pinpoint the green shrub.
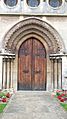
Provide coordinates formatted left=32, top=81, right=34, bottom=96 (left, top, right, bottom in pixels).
left=0, top=103, right=7, bottom=113
left=60, top=103, right=67, bottom=111
left=0, top=92, right=5, bottom=98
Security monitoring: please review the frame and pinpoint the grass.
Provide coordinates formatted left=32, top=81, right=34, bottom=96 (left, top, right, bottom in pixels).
left=0, top=103, right=7, bottom=113
left=60, top=103, right=67, bottom=111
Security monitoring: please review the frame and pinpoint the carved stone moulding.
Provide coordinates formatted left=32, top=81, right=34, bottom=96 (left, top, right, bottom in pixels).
left=3, top=17, right=65, bottom=54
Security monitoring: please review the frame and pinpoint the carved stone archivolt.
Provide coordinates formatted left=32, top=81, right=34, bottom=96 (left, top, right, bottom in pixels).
left=3, top=17, right=65, bottom=54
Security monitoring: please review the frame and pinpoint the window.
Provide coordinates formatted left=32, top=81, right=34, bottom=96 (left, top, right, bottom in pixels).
left=4, top=0, right=18, bottom=7
left=27, top=0, right=40, bottom=7
left=49, top=0, right=62, bottom=8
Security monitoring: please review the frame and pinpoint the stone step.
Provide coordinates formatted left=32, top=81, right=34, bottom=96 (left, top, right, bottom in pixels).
left=1, top=91, right=67, bottom=119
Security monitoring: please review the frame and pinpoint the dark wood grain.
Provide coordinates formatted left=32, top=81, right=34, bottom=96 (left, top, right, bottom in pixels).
left=18, top=38, right=46, bottom=90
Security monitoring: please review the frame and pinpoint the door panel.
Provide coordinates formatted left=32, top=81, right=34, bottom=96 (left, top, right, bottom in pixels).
left=18, top=40, right=32, bottom=90
left=33, top=39, right=46, bottom=90
left=18, top=38, right=46, bottom=90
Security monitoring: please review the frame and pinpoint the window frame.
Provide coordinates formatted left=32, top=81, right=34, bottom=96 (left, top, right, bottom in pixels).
left=26, top=0, right=41, bottom=8
left=3, top=0, right=18, bottom=8
left=47, top=0, right=64, bottom=9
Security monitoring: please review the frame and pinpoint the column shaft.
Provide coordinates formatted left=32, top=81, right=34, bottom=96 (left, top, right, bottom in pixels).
left=57, top=59, right=59, bottom=89
left=53, top=59, right=55, bottom=90
left=60, top=58, right=62, bottom=88
left=2, top=58, right=4, bottom=89
left=5, top=59, right=7, bottom=89
left=9, top=59, right=11, bottom=88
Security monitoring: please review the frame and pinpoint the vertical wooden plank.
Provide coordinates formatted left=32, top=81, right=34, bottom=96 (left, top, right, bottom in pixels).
left=31, top=38, right=34, bottom=89
left=18, top=39, right=32, bottom=90
left=33, top=38, right=46, bottom=90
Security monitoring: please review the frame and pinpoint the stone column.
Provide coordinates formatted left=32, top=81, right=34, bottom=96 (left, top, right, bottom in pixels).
left=54, top=59, right=58, bottom=89
left=57, top=59, right=59, bottom=89
left=60, top=58, right=62, bottom=89
left=2, top=58, right=4, bottom=89
left=9, top=58, right=11, bottom=88
left=11, top=58, right=14, bottom=89
left=2, top=58, right=5, bottom=89
left=0, top=56, right=3, bottom=89
left=53, top=59, right=55, bottom=90
left=5, top=58, right=7, bottom=89
left=51, top=59, right=54, bottom=91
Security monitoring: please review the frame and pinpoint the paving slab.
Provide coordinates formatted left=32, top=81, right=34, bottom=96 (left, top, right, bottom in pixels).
left=0, top=91, right=67, bottom=119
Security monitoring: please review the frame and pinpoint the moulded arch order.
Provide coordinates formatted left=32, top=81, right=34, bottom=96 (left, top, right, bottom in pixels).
left=3, top=17, right=65, bottom=54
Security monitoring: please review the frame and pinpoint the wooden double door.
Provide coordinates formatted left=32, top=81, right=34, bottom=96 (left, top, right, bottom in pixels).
left=18, top=38, right=46, bottom=90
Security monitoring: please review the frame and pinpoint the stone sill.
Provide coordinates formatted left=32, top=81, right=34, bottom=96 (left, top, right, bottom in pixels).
left=0, top=13, right=67, bottom=17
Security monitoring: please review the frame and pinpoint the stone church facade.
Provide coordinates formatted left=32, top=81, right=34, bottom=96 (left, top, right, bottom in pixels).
left=0, top=0, right=67, bottom=91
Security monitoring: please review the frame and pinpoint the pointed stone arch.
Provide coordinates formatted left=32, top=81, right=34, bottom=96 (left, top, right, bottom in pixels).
left=3, top=17, right=65, bottom=54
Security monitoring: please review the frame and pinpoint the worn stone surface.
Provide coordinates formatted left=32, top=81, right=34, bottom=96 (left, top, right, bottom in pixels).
left=0, top=91, right=67, bottom=119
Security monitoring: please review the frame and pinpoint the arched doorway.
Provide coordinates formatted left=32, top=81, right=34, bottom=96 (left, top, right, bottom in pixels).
left=3, top=17, right=65, bottom=91
left=18, top=37, right=47, bottom=90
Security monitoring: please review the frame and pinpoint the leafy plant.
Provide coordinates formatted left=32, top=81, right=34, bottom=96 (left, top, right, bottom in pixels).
left=0, top=103, right=7, bottom=113
left=0, top=92, right=5, bottom=98
left=60, top=103, right=67, bottom=111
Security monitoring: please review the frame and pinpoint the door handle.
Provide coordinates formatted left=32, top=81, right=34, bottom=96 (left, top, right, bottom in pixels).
left=35, top=70, right=41, bottom=74
left=23, top=70, right=29, bottom=73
